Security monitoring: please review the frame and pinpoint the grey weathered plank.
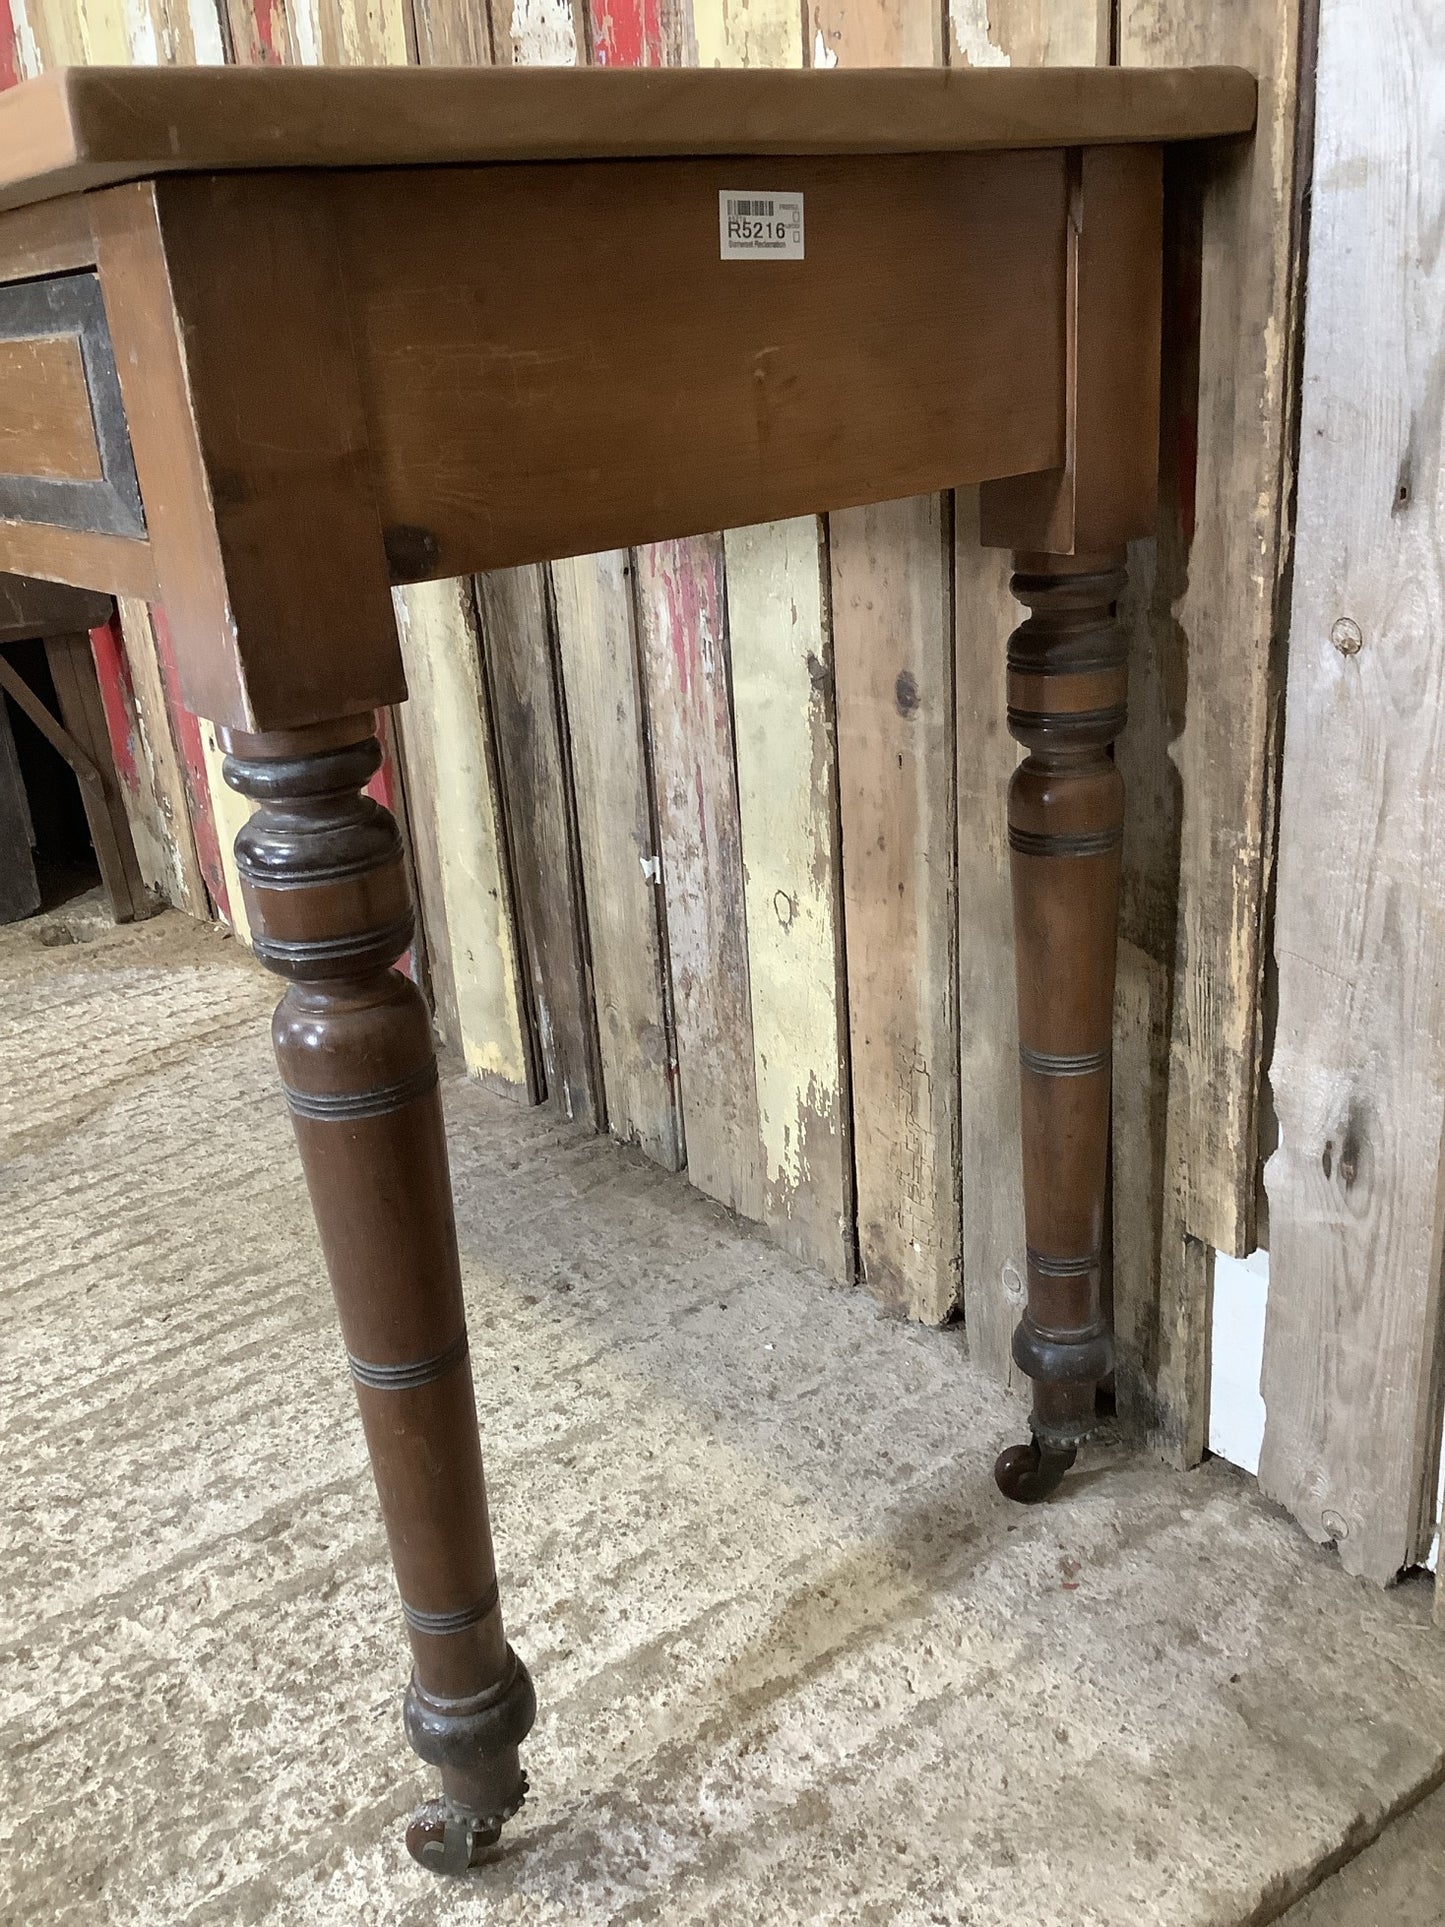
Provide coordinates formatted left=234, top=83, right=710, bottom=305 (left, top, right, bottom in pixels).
left=1260, top=0, right=1445, bottom=1584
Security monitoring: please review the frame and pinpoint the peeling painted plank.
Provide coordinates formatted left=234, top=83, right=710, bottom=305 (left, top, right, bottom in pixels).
left=727, top=516, right=851, bottom=1278
left=634, top=535, right=762, bottom=1215
left=491, top=0, right=580, bottom=63
left=834, top=495, right=958, bottom=1322
left=553, top=550, right=680, bottom=1167
left=112, top=597, right=207, bottom=917
left=147, top=603, right=225, bottom=920
left=686, top=0, right=851, bottom=1278
left=394, top=577, right=531, bottom=1092
left=812, top=0, right=940, bottom=67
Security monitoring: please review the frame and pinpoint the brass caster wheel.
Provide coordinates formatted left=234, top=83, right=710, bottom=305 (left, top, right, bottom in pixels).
left=994, top=1434, right=1076, bottom=1504
left=404, top=1777, right=528, bottom=1875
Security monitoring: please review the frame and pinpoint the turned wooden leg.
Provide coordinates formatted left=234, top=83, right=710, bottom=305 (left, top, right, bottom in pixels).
left=993, top=553, right=1127, bottom=1504
left=221, top=714, right=534, bottom=1873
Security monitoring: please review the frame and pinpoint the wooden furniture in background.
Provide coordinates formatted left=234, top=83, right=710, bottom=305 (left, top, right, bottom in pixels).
left=0, top=62, right=1255, bottom=1866
left=0, top=572, right=148, bottom=921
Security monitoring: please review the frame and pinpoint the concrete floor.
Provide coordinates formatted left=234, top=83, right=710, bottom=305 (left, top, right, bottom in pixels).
left=3, top=902, right=1445, bottom=1927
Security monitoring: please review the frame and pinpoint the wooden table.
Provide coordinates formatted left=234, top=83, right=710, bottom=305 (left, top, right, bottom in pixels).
left=0, top=62, right=1255, bottom=1872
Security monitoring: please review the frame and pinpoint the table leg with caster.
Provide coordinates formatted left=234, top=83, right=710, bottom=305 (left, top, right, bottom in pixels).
left=222, top=713, right=536, bottom=1872
left=992, top=553, right=1127, bottom=1505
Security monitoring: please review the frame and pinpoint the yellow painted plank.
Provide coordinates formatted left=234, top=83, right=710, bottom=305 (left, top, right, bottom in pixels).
left=393, top=578, right=530, bottom=1090
left=726, top=516, right=850, bottom=1277
left=688, top=0, right=851, bottom=1279
left=112, top=597, right=207, bottom=918
left=197, top=714, right=253, bottom=947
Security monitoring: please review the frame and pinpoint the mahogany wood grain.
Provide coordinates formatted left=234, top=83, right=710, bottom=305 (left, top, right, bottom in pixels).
left=0, top=64, right=1257, bottom=211
left=980, top=144, right=1164, bottom=554
left=993, top=552, right=1128, bottom=1500
left=91, top=176, right=403, bottom=733
left=220, top=717, right=536, bottom=1872
left=329, top=151, right=1069, bottom=582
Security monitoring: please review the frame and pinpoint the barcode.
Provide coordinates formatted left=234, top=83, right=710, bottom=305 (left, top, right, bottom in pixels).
left=727, top=198, right=775, bottom=217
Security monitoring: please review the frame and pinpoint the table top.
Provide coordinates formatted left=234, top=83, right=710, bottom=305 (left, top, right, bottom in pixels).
left=0, top=64, right=1255, bottom=215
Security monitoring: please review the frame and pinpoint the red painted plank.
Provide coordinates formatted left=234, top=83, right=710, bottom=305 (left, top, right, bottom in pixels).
left=89, top=614, right=143, bottom=795
left=0, top=4, right=20, bottom=93
left=590, top=0, right=667, bottom=67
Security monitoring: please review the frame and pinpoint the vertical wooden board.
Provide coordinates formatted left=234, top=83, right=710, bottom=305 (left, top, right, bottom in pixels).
left=476, top=564, right=602, bottom=1129
left=833, top=495, right=959, bottom=1323
left=552, top=551, right=680, bottom=1167
left=113, top=598, right=207, bottom=917
left=44, top=630, right=149, bottom=921
left=393, top=577, right=532, bottom=1094
left=635, top=536, right=763, bottom=1219
left=577, top=0, right=758, bottom=1199
left=687, top=0, right=852, bottom=1279
left=1260, top=0, right=1445, bottom=1585
left=949, top=0, right=1106, bottom=64
left=1112, top=938, right=1170, bottom=1427
left=13, top=0, right=224, bottom=69
left=0, top=691, right=38, bottom=923
left=1118, top=0, right=1305, bottom=1465
left=811, top=0, right=940, bottom=65
left=147, top=603, right=227, bottom=921
left=198, top=714, right=252, bottom=945
left=409, top=0, right=490, bottom=62
left=726, top=516, right=850, bottom=1278
left=817, top=0, right=956, bottom=1323
left=491, top=0, right=579, bottom=62
left=589, top=0, right=685, bottom=65
left=954, top=488, right=1028, bottom=1389
left=690, top=0, right=791, bottom=67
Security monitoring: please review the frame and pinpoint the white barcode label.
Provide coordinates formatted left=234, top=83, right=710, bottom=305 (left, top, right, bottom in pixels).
left=719, top=190, right=805, bottom=260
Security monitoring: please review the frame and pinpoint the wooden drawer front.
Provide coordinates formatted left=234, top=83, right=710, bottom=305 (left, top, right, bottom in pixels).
left=0, top=272, right=143, bottom=539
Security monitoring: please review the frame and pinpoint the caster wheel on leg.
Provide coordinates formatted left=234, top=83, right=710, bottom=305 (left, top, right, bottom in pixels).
left=994, top=1434, right=1076, bottom=1504
left=405, top=1777, right=528, bottom=1875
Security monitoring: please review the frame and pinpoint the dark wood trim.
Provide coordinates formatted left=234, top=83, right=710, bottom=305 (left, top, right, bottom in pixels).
left=0, top=273, right=144, bottom=539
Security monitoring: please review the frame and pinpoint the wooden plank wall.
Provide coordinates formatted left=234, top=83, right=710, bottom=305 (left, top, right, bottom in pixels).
left=17, top=0, right=1405, bottom=1612
left=1260, top=0, right=1445, bottom=1591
